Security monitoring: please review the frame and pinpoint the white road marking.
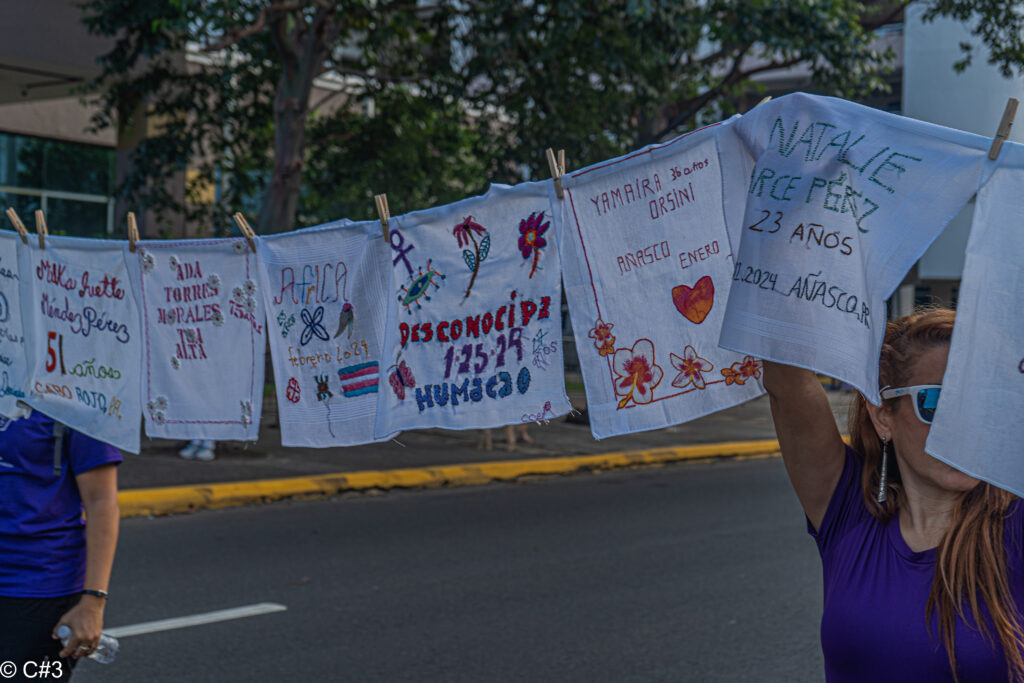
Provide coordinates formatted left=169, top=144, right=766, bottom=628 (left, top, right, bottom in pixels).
left=105, top=602, right=287, bottom=638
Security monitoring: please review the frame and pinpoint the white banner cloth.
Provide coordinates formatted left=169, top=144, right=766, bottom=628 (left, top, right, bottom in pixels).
left=0, top=231, right=29, bottom=418
left=18, top=235, right=141, bottom=452
left=718, top=93, right=989, bottom=403
left=559, top=123, right=764, bottom=439
left=375, top=182, right=571, bottom=435
left=128, top=238, right=265, bottom=440
left=257, top=220, right=395, bottom=447
left=926, top=146, right=1024, bottom=496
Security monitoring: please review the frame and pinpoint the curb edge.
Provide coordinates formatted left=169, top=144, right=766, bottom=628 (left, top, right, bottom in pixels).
left=118, top=439, right=783, bottom=518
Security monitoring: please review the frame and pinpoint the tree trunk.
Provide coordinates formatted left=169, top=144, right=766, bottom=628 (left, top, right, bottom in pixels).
left=258, top=85, right=308, bottom=234
left=115, top=94, right=146, bottom=236
left=257, top=9, right=339, bottom=235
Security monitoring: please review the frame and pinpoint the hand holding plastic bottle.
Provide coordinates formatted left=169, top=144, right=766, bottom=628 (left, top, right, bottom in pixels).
left=56, top=625, right=119, bottom=664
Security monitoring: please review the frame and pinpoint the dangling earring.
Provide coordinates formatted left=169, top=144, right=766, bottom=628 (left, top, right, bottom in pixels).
left=877, top=437, right=889, bottom=503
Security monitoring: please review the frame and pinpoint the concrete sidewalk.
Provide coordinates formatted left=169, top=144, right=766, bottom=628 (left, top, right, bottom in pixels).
left=118, top=387, right=854, bottom=516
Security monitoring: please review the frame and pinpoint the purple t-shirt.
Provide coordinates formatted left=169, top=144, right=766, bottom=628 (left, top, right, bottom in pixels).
left=812, top=446, right=1024, bottom=682
left=0, top=410, right=122, bottom=598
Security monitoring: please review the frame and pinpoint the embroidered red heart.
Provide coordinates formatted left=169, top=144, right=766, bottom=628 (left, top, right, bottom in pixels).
left=672, top=276, right=715, bottom=324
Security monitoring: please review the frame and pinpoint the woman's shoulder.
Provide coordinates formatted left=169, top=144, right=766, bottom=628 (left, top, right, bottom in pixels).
left=810, top=444, right=876, bottom=552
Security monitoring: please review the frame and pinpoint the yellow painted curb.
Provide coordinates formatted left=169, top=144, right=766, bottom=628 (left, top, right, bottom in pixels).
left=117, top=438, right=783, bottom=518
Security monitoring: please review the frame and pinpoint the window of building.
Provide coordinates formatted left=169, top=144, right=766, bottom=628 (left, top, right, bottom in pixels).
left=914, top=285, right=934, bottom=307
left=0, top=132, right=115, bottom=238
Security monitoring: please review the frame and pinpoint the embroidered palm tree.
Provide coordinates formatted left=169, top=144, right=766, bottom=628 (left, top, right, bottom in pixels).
left=452, top=215, right=490, bottom=300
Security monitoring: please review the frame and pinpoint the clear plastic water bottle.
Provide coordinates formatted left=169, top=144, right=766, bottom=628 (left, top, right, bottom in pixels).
left=56, top=625, right=119, bottom=664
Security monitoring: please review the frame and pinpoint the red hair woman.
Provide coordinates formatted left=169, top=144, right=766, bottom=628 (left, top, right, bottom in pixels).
left=766, top=308, right=1024, bottom=681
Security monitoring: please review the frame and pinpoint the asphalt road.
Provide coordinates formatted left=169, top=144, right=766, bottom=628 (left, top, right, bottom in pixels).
left=76, top=457, right=825, bottom=683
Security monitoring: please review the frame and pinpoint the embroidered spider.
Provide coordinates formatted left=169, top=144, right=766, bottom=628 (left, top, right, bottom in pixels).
left=398, top=259, right=445, bottom=314
left=314, top=374, right=332, bottom=401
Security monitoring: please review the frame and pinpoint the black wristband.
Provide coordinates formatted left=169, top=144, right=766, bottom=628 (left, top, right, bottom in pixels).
left=81, top=589, right=108, bottom=599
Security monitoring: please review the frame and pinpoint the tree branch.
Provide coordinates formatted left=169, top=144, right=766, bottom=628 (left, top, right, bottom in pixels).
left=653, top=52, right=807, bottom=141
left=652, top=47, right=751, bottom=140
left=269, top=9, right=302, bottom=69
left=203, top=1, right=305, bottom=52
left=862, top=1, right=911, bottom=31
left=323, top=66, right=427, bottom=84
left=652, top=48, right=811, bottom=142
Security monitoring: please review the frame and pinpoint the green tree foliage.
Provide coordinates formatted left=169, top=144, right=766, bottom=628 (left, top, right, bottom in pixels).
left=920, top=0, right=1024, bottom=76
left=80, top=0, right=902, bottom=236
left=461, top=0, right=902, bottom=184
left=302, top=87, right=486, bottom=221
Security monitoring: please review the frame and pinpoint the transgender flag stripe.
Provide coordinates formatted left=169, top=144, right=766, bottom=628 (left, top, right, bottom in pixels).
left=339, top=361, right=380, bottom=397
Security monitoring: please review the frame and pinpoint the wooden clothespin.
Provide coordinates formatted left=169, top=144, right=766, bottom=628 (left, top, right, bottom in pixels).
left=755, top=95, right=772, bottom=108
left=374, top=194, right=390, bottom=241
left=546, top=148, right=566, bottom=199
left=231, top=212, right=258, bottom=252
left=989, top=98, right=1019, bottom=161
left=34, top=209, right=48, bottom=250
left=5, top=208, right=29, bottom=245
left=126, top=212, right=140, bottom=253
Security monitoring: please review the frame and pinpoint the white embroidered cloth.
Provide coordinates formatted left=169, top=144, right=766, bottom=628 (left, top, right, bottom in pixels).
left=559, top=124, right=764, bottom=439
left=375, top=182, right=571, bottom=435
left=926, top=146, right=1024, bottom=496
left=257, top=220, right=395, bottom=447
left=18, top=235, right=141, bottom=452
left=0, top=231, right=29, bottom=418
left=718, top=93, right=990, bottom=403
left=127, top=238, right=265, bottom=440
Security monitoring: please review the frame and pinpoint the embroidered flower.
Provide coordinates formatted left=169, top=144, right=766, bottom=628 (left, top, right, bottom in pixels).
left=232, top=286, right=246, bottom=304
left=139, top=250, right=155, bottom=274
left=169, top=255, right=180, bottom=270
left=738, top=356, right=762, bottom=380
left=243, top=279, right=257, bottom=297
left=587, top=319, right=616, bottom=357
left=612, top=339, right=663, bottom=409
left=207, top=273, right=221, bottom=292
left=244, top=297, right=257, bottom=315
left=148, top=396, right=169, bottom=426
left=722, top=356, right=762, bottom=386
left=170, top=356, right=181, bottom=370
left=211, top=309, right=225, bottom=327
left=232, top=240, right=247, bottom=254
left=669, top=345, right=713, bottom=390
left=517, top=211, right=550, bottom=278
left=184, top=328, right=198, bottom=344
left=240, top=400, right=253, bottom=426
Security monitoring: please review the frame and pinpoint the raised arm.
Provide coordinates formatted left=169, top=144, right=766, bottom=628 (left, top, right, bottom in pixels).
left=763, top=361, right=846, bottom=530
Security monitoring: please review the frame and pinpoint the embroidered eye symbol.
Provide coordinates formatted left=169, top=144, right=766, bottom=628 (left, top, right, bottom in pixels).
left=299, top=306, right=329, bottom=346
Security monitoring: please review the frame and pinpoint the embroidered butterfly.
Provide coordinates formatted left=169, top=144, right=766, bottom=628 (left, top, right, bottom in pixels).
left=388, top=360, right=416, bottom=400
left=299, top=306, right=329, bottom=346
